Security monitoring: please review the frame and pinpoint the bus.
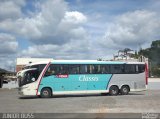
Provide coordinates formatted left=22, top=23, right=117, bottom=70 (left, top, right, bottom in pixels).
left=18, top=60, right=148, bottom=98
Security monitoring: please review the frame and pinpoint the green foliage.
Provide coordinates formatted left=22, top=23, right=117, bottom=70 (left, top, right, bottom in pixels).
left=151, top=40, right=160, bottom=48
left=139, top=40, right=160, bottom=77
left=130, top=51, right=139, bottom=59
left=151, top=66, right=160, bottom=77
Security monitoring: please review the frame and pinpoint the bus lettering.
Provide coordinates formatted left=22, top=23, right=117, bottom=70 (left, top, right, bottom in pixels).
left=79, top=75, right=99, bottom=81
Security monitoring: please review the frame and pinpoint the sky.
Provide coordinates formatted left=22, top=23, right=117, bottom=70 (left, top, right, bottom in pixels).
left=0, top=0, right=160, bottom=71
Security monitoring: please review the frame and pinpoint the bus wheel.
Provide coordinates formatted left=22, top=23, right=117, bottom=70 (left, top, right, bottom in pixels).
left=41, top=88, right=52, bottom=98
left=120, top=85, right=129, bottom=95
left=109, top=86, right=119, bottom=96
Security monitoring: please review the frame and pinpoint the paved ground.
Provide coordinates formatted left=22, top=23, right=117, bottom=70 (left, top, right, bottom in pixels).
left=0, top=78, right=160, bottom=118
left=0, top=89, right=160, bottom=113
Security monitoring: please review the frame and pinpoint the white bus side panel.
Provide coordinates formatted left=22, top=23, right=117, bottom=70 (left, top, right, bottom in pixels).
left=107, top=72, right=146, bottom=91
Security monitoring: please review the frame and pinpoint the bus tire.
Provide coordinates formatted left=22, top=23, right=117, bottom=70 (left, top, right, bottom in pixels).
left=120, top=85, right=130, bottom=95
left=40, top=88, right=52, bottom=98
left=109, top=85, right=119, bottom=96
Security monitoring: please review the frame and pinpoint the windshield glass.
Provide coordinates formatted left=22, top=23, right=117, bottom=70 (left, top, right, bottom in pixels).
left=18, top=69, right=39, bottom=87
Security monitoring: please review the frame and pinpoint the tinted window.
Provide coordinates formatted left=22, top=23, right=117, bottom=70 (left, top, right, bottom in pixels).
left=110, top=65, right=124, bottom=74
left=138, top=64, right=145, bottom=73
left=79, top=65, right=96, bottom=74
left=101, top=65, right=111, bottom=74
left=45, top=64, right=69, bottom=77
left=93, top=65, right=101, bottom=74
left=23, top=70, right=39, bottom=84
left=87, top=65, right=94, bottom=74
left=80, top=65, right=88, bottom=74
left=125, top=65, right=136, bottom=73
left=39, top=64, right=46, bottom=72
left=30, top=64, right=46, bottom=76
left=44, top=64, right=145, bottom=76
left=69, top=65, right=80, bottom=74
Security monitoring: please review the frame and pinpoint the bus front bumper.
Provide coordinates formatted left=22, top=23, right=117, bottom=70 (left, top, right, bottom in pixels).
left=18, top=87, right=37, bottom=96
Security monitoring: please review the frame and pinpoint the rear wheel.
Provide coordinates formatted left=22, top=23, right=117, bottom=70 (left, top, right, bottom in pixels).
left=40, top=88, right=52, bottom=98
left=120, top=85, right=130, bottom=95
left=109, top=86, right=119, bottom=96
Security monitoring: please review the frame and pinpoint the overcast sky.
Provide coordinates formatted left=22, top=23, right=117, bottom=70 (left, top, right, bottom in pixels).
left=0, top=0, right=160, bottom=71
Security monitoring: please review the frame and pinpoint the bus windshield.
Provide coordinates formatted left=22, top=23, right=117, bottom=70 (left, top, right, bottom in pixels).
left=18, top=68, right=39, bottom=87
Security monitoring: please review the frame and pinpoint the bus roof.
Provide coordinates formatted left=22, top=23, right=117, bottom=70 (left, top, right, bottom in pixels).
left=50, top=60, right=145, bottom=65
left=23, top=60, right=145, bottom=66
left=24, top=61, right=51, bottom=67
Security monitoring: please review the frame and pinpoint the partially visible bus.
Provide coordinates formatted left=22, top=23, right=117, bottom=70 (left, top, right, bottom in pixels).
left=18, top=60, right=148, bottom=98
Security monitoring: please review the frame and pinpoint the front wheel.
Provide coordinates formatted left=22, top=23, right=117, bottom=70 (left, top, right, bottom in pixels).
left=109, top=86, right=119, bottom=96
left=40, top=88, right=52, bottom=98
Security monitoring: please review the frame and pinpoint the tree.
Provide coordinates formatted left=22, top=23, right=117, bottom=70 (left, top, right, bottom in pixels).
left=151, top=40, right=160, bottom=48
left=139, top=40, right=160, bottom=77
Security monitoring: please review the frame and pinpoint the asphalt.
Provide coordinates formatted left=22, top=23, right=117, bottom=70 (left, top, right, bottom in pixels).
left=0, top=89, right=160, bottom=117
left=0, top=78, right=160, bottom=118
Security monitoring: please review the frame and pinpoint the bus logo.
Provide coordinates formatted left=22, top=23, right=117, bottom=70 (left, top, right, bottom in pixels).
left=56, top=74, right=68, bottom=78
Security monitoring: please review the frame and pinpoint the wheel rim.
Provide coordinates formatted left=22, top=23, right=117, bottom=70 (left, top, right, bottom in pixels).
left=43, top=90, right=49, bottom=96
left=123, top=88, right=128, bottom=93
left=112, top=89, right=117, bottom=94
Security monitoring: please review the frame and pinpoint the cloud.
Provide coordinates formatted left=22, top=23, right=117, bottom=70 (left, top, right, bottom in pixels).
left=63, top=11, right=87, bottom=24
left=100, top=10, right=160, bottom=50
left=0, top=33, right=18, bottom=54
left=0, top=0, right=90, bottom=70
left=0, top=57, right=16, bottom=71
left=0, top=0, right=87, bottom=45
left=0, top=33, right=18, bottom=71
left=19, top=36, right=90, bottom=59
left=0, top=0, right=25, bottom=21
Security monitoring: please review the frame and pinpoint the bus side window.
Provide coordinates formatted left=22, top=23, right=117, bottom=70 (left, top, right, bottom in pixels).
left=93, top=65, right=101, bottom=74
left=138, top=65, right=145, bottom=73
left=99, top=65, right=110, bottom=74
left=125, top=65, right=136, bottom=74
left=87, top=65, right=94, bottom=74
left=101, top=65, right=106, bottom=74
left=69, top=65, right=80, bottom=74
left=80, top=65, right=88, bottom=74
left=57, top=65, right=69, bottom=74
left=44, top=64, right=57, bottom=77
left=44, top=64, right=69, bottom=76
left=110, top=65, right=122, bottom=74
left=121, top=65, right=125, bottom=73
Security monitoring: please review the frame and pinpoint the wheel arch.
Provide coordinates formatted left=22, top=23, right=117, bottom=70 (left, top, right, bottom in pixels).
left=41, top=87, right=53, bottom=94
left=109, top=85, right=119, bottom=90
